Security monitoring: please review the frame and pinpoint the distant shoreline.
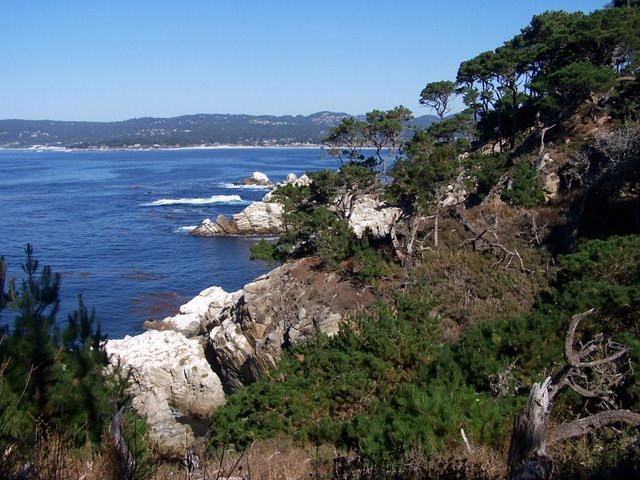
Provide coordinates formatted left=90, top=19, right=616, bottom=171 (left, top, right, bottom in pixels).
left=0, top=144, right=324, bottom=152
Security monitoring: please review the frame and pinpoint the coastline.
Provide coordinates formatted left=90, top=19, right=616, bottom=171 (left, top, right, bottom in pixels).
left=0, top=143, right=324, bottom=152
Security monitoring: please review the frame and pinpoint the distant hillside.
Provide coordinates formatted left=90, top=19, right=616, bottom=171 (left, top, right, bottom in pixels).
left=0, top=112, right=438, bottom=149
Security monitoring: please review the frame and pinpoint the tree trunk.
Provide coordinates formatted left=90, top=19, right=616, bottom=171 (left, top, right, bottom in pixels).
left=507, top=378, right=552, bottom=478
left=538, top=124, right=556, bottom=156
left=110, top=406, right=135, bottom=479
left=433, top=206, right=440, bottom=249
left=510, top=87, right=518, bottom=150
left=0, top=256, right=6, bottom=306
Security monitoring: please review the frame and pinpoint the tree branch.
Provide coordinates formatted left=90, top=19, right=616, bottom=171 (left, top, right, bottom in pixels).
left=551, top=410, right=640, bottom=444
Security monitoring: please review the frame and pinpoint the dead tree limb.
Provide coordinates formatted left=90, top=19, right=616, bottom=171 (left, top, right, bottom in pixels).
left=389, top=216, right=407, bottom=266
left=552, top=410, right=640, bottom=444
left=460, top=227, right=531, bottom=274
left=0, top=256, right=6, bottom=308
left=110, top=406, right=135, bottom=479
left=507, top=309, right=639, bottom=480
left=449, top=206, right=479, bottom=236
left=539, top=124, right=556, bottom=156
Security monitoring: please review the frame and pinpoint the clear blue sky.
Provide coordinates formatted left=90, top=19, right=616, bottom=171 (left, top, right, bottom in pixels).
left=1, top=0, right=606, bottom=121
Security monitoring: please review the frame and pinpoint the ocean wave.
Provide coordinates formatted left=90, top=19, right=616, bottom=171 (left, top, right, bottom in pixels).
left=221, top=182, right=271, bottom=190
left=174, top=225, right=197, bottom=233
left=143, top=194, right=245, bottom=206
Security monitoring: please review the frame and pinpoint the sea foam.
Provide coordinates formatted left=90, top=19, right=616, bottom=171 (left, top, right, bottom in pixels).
left=174, top=225, right=198, bottom=233
left=143, top=194, right=245, bottom=206
left=221, top=182, right=271, bottom=190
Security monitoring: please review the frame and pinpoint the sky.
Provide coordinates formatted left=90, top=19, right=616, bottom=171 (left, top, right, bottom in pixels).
left=1, top=0, right=607, bottom=122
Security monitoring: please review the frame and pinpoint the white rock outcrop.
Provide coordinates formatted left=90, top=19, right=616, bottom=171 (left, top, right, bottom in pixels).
left=284, top=172, right=298, bottom=184
left=235, top=171, right=271, bottom=186
left=145, top=286, right=236, bottom=337
left=232, top=201, right=284, bottom=233
left=347, top=195, right=402, bottom=238
left=105, top=330, right=226, bottom=457
left=441, top=171, right=470, bottom=207
left=190, top=201, right=284, bottom=236
left=252, top=171, right=270, bottom=184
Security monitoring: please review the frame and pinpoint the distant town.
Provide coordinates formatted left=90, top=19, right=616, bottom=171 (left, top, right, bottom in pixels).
left=0, top=112, right=436, bottom=149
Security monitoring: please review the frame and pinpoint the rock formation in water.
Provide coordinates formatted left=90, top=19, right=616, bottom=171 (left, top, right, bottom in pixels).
left=190, top=172, right=308, bottom=236
left=190, top=201, right=284, bottom=235
left=235, top=171, right=271, bottom=186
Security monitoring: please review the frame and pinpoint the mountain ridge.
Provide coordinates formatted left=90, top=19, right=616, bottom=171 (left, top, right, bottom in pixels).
left=0, top=112, right=438, bottom=149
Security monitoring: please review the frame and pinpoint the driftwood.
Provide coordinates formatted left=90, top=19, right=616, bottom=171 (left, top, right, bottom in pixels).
left=507, top=309, right=640, bottom=480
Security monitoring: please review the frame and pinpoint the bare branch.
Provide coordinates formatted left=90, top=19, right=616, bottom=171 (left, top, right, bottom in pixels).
left=551, top=410, right=640, bottom=444
left=508, top=309, right=638, bottom=479
left=565, top=309, right=596, bottom=367
left=565, top=309, right=628, bottom=368
left=539, top=124, right=556, bottom=156
left=566, top=377, right=616, bottom=406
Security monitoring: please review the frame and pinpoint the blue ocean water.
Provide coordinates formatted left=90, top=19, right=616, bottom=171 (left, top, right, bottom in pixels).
left=0, top=148, right=337, bottom=339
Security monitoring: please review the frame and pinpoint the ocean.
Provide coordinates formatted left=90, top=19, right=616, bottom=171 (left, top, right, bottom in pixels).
left=0, top=148, right=338, bottom=339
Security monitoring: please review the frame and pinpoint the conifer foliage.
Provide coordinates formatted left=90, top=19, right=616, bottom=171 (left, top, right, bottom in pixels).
left=0, top=244, right=112, bottom=451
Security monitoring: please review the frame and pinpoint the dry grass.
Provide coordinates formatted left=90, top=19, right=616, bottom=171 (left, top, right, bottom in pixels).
left=144, top=438, right=329, bottom=480
left=9, top=430, right=637, bottom=480
left=332, top=445, right=506, bottom=480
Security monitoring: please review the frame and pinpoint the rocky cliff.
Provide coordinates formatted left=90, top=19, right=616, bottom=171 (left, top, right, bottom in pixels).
left=105, top=255, right=374, bottom=456
left=208, top=256, right=374, bottom=389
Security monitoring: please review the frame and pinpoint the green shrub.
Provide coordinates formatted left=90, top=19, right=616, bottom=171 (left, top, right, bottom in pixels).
left=501, top=159, right=545, bottom=207
left=344, top=380, right=514, bottom=462
left=351, top=236, right=391, bottom=283
left=249, top=239, right=282, bottom=264
left=209, top=297, right=441, bottom=452
left=0, top=245, right=115, bottom=447
left=464, top=152, right=509, bottom=200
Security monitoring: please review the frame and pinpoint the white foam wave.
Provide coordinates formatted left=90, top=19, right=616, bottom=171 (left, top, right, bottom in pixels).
left=221, top=183, right=271, bottom=190
left=143, top=194, right=245, bottom=206
left=174, top=225, right=198, bottom=233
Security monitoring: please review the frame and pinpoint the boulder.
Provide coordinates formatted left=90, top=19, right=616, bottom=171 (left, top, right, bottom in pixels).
left=235, top=171, right=271, bottom=186
left=293, top=173, right=311, bottom=187
left=542, top=171, right=560, bottom=200
left=284, top=172, right=297, bottom=184
left=207, top=257, right=374, bottom=388
left=105, top=330, right=226, bottom=457
left=232, top=201, right=284, bottom=233
left=440, top=171, right=470, bottom=207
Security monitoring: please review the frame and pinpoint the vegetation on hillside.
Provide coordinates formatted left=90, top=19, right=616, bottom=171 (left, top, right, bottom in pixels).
left=238, top=2, right=640, bottom=478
